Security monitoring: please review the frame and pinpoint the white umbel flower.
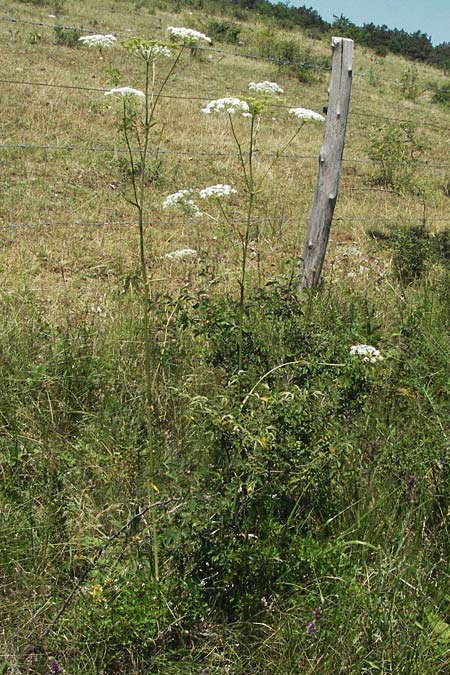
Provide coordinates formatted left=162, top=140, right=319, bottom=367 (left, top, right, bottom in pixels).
left=123, top=38, right=173, bottom=61
left=162, top=190, right=202, bottom=218
left=288, top=107, right=325, bottom=122
left=248, top=81, right=284, bottom=95
left=198, top=184, right=237, bottom=199
left=201, top=97, right=251, bottom=117
left=162, top=189, right=192, bottom=208
left=136, top=43, right=172, bottom=60
left=350, top=344, right=384, bottom=363
left=105, top=86, right=145, bottom=99
left=167, top=26, right=211, bottom=44
left=79, top=34, right=117, bottom=48
left=164, top=248, right=197, bottom=260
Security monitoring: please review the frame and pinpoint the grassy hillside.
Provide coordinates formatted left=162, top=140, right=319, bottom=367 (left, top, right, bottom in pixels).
left=1, top=1, right=449, bottom=674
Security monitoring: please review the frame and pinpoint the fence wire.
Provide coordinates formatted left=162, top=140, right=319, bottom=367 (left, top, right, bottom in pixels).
left=3, top=13, right=450, bottom=91
left=2, top=142, right=449, bottom=170
left=1, top=76, right=449, bottom=132
left=2, top=214, right=450, bottom=232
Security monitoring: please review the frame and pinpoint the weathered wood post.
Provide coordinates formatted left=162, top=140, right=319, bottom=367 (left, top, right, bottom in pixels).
left=298, top=36, right=353, bottom=289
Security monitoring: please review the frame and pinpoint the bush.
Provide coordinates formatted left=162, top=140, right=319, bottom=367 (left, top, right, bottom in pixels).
left=255, top=30, right=329, bottom=83
left=368, top=224, right=450, bottom=282
left=367, top=122, right=426, bottom=192
left=54, top=25, right=80, bottom=47
left=207, top=19, right=241, bottom=44
left=430, top=81, right=450, bottom=106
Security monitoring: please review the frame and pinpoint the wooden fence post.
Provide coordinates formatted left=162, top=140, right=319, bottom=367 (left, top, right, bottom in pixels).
left=298, top=36, right=353, bottom=289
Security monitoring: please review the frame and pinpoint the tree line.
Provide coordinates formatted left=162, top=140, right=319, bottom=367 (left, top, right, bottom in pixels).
left=210, top=0, right=450, bottom=70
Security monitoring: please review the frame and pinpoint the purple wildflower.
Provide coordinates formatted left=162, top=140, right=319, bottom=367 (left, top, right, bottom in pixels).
left=307, top=619, right=317, bottom=636
left=49, top=660, right=62, bottom=675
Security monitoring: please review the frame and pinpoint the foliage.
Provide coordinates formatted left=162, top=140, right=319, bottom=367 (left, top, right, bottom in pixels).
left=209, top=1, right=449, bottom=71
left=53, top=24, right=81, bottom=47
left=367, top=121, right=426, bottom=192
left=430, top=81, right=450, bottom=107
left=206, top=19, right=241, bottom=44
left=2, top=276, right=449, bottom=672
left=2, top=1, right=450, bottom=673
left=255, top=29, right=329, bottom=83
left=369, top=224, right=450, bottom=283
left=400, top=66, right=420, bottom=101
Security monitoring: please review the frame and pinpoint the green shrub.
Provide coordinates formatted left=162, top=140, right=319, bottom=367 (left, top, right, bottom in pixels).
left=368, top=224, right=450, bottom=282
left=255, top=30, right=329, bottom=83
left=367, top=121, right=426, bottom=192
left=430, top=81, right=450, bottom=106
left=400, top=66, right=420, bottom=100
left=54, top=25, right=81, bottom=47
left=207, top=19, right=241, bottom=44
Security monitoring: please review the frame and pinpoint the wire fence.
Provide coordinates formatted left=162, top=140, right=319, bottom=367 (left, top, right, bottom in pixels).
left=2, top=213, right=450, bottom=232
left=2, top=142, right=450, bottom=170
left=1, top=13, right=449, bottom=235
left=1, top=76, right=449, bottom=132
left=2, top=13, right=450, bottom=90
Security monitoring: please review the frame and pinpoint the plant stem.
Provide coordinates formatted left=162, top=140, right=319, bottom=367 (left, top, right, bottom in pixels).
left=134, top=60, right=159, bottom=580
left=237, top=114, right=255, bottom=387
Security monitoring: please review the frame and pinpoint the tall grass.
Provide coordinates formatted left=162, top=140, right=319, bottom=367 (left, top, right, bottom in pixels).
left=1, top=1, right=449, bottom=673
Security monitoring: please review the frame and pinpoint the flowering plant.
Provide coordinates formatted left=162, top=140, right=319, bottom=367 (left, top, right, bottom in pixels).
left=78, top=34, right=117, bottom=48
left=162, top=189, right=202, bottom=218
left=288, top=107, right=326, bottom=122
left=201, top=97, right=251, bottom=117
left=248, top=81, right=284, bottom=95
left=104, top=86, right=145, bottom=99
left=199, top=184, right=237, bottom=199
left=122, top=37, right=172, bottom=62
left=167, top=26, right=211, bottom=44
left=350, top=344, right=384, bottom=363
left=164, top=248, right=197, bottom=260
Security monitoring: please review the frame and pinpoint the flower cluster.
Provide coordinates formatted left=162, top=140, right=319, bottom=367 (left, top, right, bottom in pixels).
left=288, top=107, right=326, bottom=122
left=162, top=189, right=202, bottom=218
left=163, top=183, right=237, bottom=216
left=201, top=97, right=251, bottom=117
left=167, top=26, right=211, bottom=44
left=122, top=37, right=172, bottom=61
left=78, top=34, right=117, bottom=48
left=307, top=606, right=321, bottom=638
left=199, top=184, right=237, bottom=199
left=104, top=86, right=145, bottom=99
left=248, top=81, right=284, bottom=95
left=164, top=248, right=197, bottom=260
left=350, top=344, right=384, bottom=363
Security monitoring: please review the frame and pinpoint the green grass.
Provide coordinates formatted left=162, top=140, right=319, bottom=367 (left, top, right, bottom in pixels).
left=1, top=1, right=449, bottom=674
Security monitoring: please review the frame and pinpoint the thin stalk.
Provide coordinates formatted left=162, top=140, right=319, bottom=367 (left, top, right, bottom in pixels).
left=257, top=122, right=305, bottom=187
left=123, top=100, right=139, bottom=208
left=237, top=114, right=255, bottom=388
left=136, top=59, right=160, bottom=581
left=134, top=47, right=185, bottom=582
left=229, top=114, right=249, bottom=188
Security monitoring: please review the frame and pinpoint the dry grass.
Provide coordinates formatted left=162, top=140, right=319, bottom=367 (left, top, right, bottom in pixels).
left=1, top=0, right=449, bottom=319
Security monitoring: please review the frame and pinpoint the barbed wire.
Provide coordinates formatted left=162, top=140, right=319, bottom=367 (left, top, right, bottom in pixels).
left=0, top=15, right=132, bottom=36
left=7, top=11, right=450, bottom=89
left=1, top=76, right=449, bottom=132
left=2, top=214, right=450, bottom=231
left=0, top=14, right=444, bottom=86
left=0, top=14, right=330, bottom=71
left=2, top=142, right=449, bottom=170
left=4, top=13, right=450, bottom=91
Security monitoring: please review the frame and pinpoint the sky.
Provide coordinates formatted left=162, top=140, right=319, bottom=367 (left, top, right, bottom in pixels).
left=291, top=1, right=450, bottom=45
